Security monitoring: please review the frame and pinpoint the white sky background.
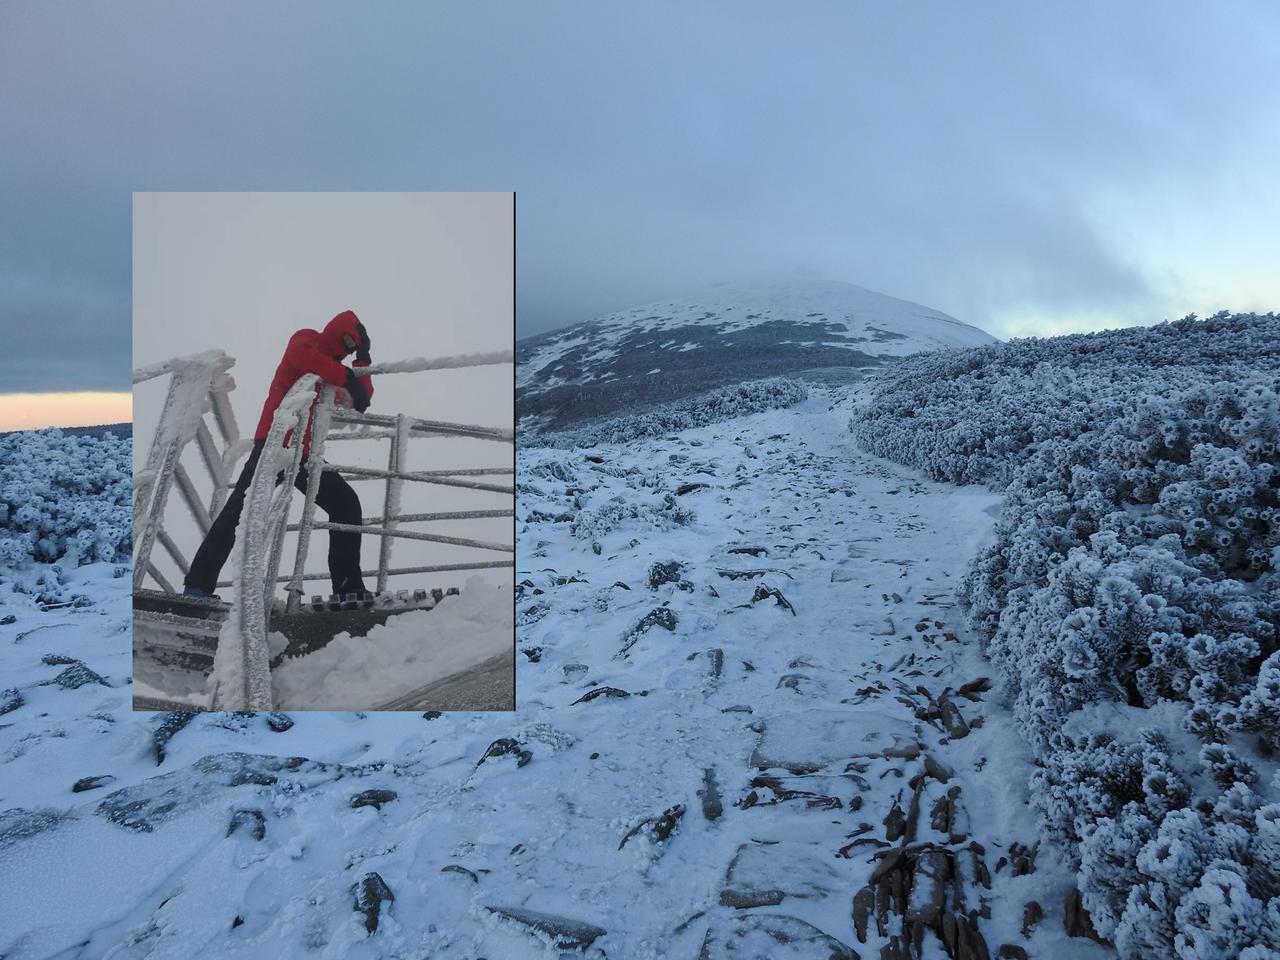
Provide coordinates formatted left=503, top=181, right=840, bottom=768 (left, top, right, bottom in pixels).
left=133, top=192, right=514, bottom=596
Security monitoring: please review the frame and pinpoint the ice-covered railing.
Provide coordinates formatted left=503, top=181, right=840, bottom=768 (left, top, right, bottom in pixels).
left=208, top=349, right=515, bottom=710
left=132, top=351, right=243, bottom=592
left=209, top=374, right=318, bottom=710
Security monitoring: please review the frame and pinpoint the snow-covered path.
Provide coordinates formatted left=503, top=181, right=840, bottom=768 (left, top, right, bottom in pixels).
left=0, top=390, right=1113, bottom=959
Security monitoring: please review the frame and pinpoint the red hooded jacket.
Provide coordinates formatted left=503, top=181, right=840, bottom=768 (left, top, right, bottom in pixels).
left=254, top=310, right=373, bottom=452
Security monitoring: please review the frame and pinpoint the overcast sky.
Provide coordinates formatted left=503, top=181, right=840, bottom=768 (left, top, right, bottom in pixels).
left=133, top=192, right=513, bottom=590
left=2, top=0, right=1278, bottom=407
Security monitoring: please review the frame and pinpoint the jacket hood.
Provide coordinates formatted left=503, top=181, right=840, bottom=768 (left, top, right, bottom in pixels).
left=319, top=310, right=362, bottom=359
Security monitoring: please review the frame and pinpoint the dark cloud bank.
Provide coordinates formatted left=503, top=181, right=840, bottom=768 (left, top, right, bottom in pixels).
left=1, top=0, right=1276, bottom=392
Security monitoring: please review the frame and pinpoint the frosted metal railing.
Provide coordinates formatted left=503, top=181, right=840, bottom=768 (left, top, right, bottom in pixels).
left=131, top=351, right=242, bottom=592
left=273, top=350, right=516, bottom=613
left=209, top=375, right=317, bottom=710
left=135, top=348, right=515, bottom=711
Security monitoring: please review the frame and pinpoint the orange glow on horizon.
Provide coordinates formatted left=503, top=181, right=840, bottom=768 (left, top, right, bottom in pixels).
left=0, top=392, right=132, bottom=432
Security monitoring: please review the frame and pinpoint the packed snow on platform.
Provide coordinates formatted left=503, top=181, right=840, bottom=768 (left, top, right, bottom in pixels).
left=270, top=575, right=514, bottom=709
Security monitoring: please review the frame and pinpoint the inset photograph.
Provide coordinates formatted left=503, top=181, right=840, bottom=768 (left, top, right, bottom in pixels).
left=132, top=192, right=514, bottom=711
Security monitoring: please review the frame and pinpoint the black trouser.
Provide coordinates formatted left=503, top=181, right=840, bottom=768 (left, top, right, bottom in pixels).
left=184, top=439, right=367, bottom=597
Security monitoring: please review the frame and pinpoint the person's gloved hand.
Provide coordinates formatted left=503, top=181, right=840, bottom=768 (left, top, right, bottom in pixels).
left=344, top=369, right=371, bottom=412
left=355, top=321, right=372, bottom=365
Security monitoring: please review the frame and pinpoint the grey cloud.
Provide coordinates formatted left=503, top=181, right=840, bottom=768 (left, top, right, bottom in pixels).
left=0, top=0, right=1276, bottom=377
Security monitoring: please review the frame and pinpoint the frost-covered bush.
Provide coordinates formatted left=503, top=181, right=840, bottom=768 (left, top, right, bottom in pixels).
left=570, top=492, right=695, bottom=541
left=855, top=312, right=1280, bottom=955
left=525, top=377, right=808, bottom=449
left=0, top=428, right=131, bottom=568
left=855, top=311, right=1280, bottom=487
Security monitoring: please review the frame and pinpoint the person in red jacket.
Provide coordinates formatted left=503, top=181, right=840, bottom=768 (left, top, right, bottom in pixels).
left=183, top=310, right=375, bottom=601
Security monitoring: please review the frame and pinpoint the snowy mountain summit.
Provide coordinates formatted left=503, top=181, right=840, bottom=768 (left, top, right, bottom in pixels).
left=517, top=278, right=994, bottom=432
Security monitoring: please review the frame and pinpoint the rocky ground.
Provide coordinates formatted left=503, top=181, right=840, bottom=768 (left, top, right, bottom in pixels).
left=0, top=387, right=1116, bottom=959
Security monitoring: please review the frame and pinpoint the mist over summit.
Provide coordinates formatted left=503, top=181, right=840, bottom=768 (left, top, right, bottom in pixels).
left=517, top=278, right=995, bottom=432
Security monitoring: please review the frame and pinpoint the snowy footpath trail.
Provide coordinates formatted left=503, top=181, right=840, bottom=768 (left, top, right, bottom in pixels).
left=0, top=389, right=1114, bottom=959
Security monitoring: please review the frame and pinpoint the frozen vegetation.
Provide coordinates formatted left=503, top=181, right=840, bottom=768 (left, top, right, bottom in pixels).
left=523, top=376, right=808, bottom=448
left=854, top=311, right=1280, bottom=958
left=0, top=427, right=130, bottom=578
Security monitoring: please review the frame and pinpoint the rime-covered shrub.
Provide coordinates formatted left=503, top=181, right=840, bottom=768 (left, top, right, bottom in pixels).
left=570, top=492, right=695, bottom=541
left=855, top=312, right=1280, bottom=487
left=855, top=312, right=1280, bottom=955
left=525, top=377, right=808, bottom=449
left=0, top=428, right=132, bottom=568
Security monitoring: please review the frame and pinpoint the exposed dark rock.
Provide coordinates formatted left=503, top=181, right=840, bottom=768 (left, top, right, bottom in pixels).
left=265, top=712, right=294, bottom=733
left=0, top=687, right=23, bottom=716
left=884, top=801, right=907, bottom=842
left=997, top=946, right=1029, bottom=960
left=612, top=580, right=631, bottom=590
left=699, top=768, right=723, bottom=821
left=0, top=614, right=15, bottom=625
left=227, top=808, right=266, bottom=840
left=99, top=794, right=181, bottom=832
left=957, top=677, right=993, bottom=700
left=647, top=560, right=683, bottom=588
left=1064, top=887, right=1105, bottom=942
left=477, top=737, right=533, bottom=767
left=619, top=803, right=685, bottom=849
left=740, top=773, right=843, bottom=811
left=707, top=648, right=724, bottom=678
left=1008, top=841, right=1038, bottom=877
left=719, top=887, right=785, bottom=909
left=572, top=686, right=631, bottom=705
left=955, top=916, right=992, bottom=960
left=746, top=584, right=796, bottom=615
left=675, top=482, right=709, bottom=496
left=485, top=906, right=606, bottom=950
left=354, top=872, right=395, bottom=934
left=870, top=848, right=906, bottom=884
left=936, top=696, right=970, bottom=740
left=422, top=711, right=442, bottom=720
left=727, top=546, right=768, bottom=557
left=716, top=568, right=769, bottom=580
left=152, top=712, right=195, bottom=765
left=617, top=606, right=677, bottom=657
left=41, top=653, right=79, bottom=665
left=521, top=646, right=543, bottom=663
left=905, top=849, right=949, bottom=927
left=71, top=774, right=115, bottom=793
left=923, top=754, right=953, bottom=783
left=350, top=789, right=398, bottom=811
left=853, top=885, right=875, bottom=943
left=1021, top=900, right=1044, bottom=937
left=882, top=743, right=920, bottom=760
left=49, top=662, right=108, bottom=689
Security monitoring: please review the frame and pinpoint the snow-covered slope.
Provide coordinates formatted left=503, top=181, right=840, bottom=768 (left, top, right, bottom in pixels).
left=2, top=387, right=1103, bottom=959
left=517, top=279, right=994, bottom=432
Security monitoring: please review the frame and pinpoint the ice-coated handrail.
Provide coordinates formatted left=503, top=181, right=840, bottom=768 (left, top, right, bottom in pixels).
left=134, top=345, right=514, bottom=710
left=208, top=374, right=318, bottom=710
